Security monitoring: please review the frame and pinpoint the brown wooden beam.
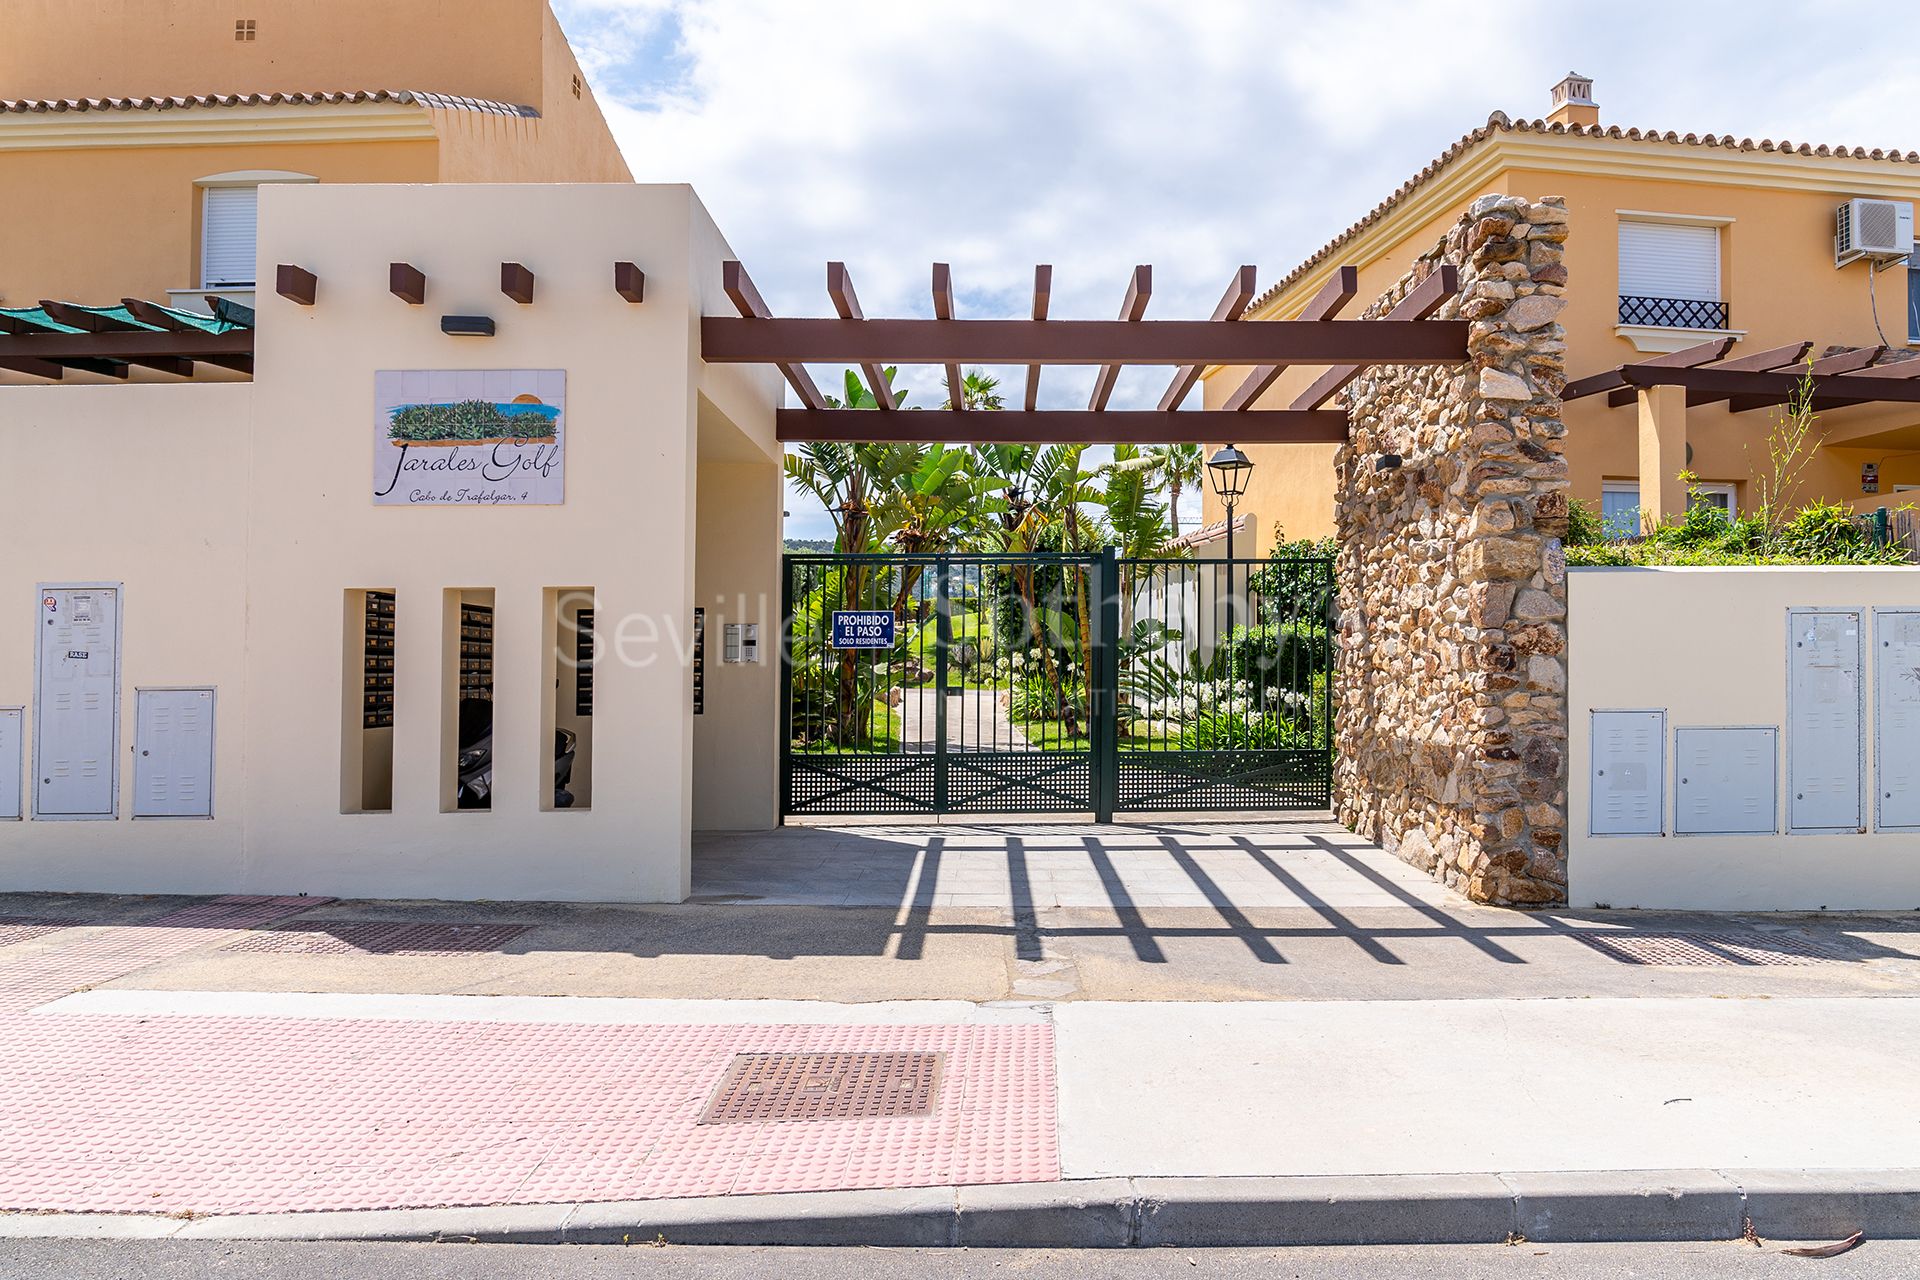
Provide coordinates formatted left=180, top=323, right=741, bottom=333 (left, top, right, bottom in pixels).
left=1810, top=345, right=1883, bottom=375
left=1592, top=336, right=1745, bottom=405
left=1290, top=264, right=1460, bottom=410
left=1089, top=265, right=1151, bottom=412
left=276, top=264, right=317, bottom=306
left=1025, top=265, right=1051, bottom=412
left=119, top=300, right=255, bottom=372
left=1159, top=265, right=1256, bottom=412
left=1713, top=340, right=1814, bottom=373
left=1224, top=265, right=1357, bottom=412
left=718, top=260, right=826, bottom=411
left=500, top=262, right=535, bottom=305
left=0, top=328, right=252, bottom=361
left=40, top=301, right=197, bottom=376
left=777, top=407, right=1348, bottom=445
left=1617, top=363, right=1920, bottom=407
left=1843, top=356, right=1920, bottom=380
left=613, top=261, right=646, bottom=304
left=826, top=262, right=894, bottom=410
left=390, top=263, right=426, bottom=305
left=0, top=355, right=64, bottom=380
left=701, top=314, right=1467, bottom=367
left=931, top=263, right=965, bottom=410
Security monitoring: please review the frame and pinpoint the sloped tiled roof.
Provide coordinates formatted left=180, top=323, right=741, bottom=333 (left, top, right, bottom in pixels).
left=1, top=90, right=537, bottom=117
left=1247, top=112, right=1920, bottom=318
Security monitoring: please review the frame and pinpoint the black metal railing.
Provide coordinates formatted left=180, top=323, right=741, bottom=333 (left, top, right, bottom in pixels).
left=1618, top=295, right=1729, bottom=330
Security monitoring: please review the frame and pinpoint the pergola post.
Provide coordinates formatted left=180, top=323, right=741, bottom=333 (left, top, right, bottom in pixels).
left=1635, top=383, right=1688, bottom=529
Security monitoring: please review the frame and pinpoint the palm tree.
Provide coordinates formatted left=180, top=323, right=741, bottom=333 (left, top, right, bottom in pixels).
left=944, top=369, right=1005, bottom=411
left=1101, top=444, right=1177, bottom=559
left=1111, top=443, right=1204, bottom=538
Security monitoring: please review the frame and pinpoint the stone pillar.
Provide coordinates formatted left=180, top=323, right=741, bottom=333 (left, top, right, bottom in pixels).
left=1636, top=383, right=1687, bottom=528
left=1334, top=195, right=1571, bottom=906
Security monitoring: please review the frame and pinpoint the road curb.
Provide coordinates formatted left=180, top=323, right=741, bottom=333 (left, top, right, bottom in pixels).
left=4, top=1170, right=1917, bottom=1247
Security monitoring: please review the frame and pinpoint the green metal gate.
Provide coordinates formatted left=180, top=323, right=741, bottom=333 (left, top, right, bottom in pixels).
left=780, top=550, right=1333, bottom=819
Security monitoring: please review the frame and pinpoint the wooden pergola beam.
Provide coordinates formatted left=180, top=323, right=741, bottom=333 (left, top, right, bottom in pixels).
left=500, top=262, right=535, bottom=305
left=701, top=314, right=1468, bottom=366
left=120, top=300, right=254, bottom=373
left=1159, top=264, right=1255, bottom=412
left=777, top=407, right=1348, bottom=444
left=0, top=355, right=65, bottom=380
left=276, top=264, right=316, bottom=306
left=825, top=262, right=894, bottom=410
left=1088, top=265, right=1151, bottom=412
left=1290, top=264, right=1459, bottom=411
left=720, top=260, right=826, bottom=411
left=0, top=328, right=251, bottom=361
left=931, top=263, right=964, bottom=410
left=40, top=301, right=196, bottom=376
left=390, top=263, right=427, bottom=306
left=1224, top=265, right=1357, bottom=412
left=1024, top=265, right=1051, bottom=412
left=1617, top=364, right=1920, bottom=406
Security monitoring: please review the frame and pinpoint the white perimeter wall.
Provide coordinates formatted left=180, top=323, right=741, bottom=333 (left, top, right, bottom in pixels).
left=0, top=183, right=780, bottom=902
left=1568, top=566, right=1920, bottom=910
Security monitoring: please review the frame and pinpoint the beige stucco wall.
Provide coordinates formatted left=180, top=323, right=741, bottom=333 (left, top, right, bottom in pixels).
left=0, top=182, right=780, bottom=902
left=1568, top=566, right=1920, bottom=910
left=1212, top=134, right=1920, bottom=543
left=0, top=0, right=630, bottom=309
left=0, top=382, right=255, bottom=887
left=0, top=0, right=547, bottom=106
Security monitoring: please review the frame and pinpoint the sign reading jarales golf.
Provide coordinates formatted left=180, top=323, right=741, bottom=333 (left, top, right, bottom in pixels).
left=373, top=369, right=566, bottom=505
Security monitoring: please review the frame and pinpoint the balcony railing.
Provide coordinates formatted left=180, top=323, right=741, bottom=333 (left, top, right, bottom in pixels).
left=1618, top=295, right=1730, bottom=330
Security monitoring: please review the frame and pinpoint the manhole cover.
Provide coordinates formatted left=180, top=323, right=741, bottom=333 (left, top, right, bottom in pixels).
left=700, top=1051, right=942, bottom=1125
left=1571, top=930, right=1848, bottom=967
left=220, top=921, right=530, bottom=956
left=0, top=917, right=84, bottom=948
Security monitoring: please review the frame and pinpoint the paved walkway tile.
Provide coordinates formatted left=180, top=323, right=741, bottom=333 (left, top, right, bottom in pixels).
left=0, top=904, right=1058, bottom=1215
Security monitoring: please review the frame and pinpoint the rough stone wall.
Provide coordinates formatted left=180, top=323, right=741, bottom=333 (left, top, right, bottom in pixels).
left=1333, top=195, right=1571, bottom=906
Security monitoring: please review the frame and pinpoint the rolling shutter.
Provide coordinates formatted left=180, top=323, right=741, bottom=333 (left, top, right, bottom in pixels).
left=1618, top=221, right=1719, bottom=301
left=201, top=185, right=258, bottom=288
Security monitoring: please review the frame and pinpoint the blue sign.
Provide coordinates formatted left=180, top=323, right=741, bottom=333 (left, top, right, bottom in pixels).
left=831, top=610, right=896, bottom=649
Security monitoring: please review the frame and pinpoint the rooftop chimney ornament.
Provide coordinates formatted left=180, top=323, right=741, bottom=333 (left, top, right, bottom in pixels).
left=1547, top=72, right=1598, bottom=128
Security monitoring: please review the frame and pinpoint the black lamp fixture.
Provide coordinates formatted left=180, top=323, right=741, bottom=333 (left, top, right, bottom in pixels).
left=441, top=314, right=496, bottom=337
left=1207, top=443, right=1255, bottom=563
left=1375, top=453, right=1404, bottom=472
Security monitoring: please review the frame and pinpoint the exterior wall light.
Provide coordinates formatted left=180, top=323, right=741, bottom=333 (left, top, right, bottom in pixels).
left=441, top=315, right=497, bottom=337
left=1206, top=443, right=1254, bottom=563
left=1376, top=453, right=1404, bottom=472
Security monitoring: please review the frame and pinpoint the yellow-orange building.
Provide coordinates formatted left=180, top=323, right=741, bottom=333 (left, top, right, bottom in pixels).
left=1206, top=75, right=1920, bottom=547
left=0, top=0, right=631, bottom=315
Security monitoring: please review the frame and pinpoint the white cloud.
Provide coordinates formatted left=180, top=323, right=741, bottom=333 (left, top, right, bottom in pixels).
left=551, top=0, right=1920, bottom=541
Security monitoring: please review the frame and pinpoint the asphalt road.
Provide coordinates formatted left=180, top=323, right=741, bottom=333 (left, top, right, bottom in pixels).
left=0, top=1240, right=1904, bottom=1278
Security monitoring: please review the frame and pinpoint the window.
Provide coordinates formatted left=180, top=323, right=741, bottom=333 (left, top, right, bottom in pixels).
left=1690, top=483, right=1736, bottom=519
left=1618, top=220, right=1726, bottom=330
left=234, top=18, right=256, bottom=40
left=201, top=185, right=259, bottom=289
left=1907, top=246, right=1919, bottom=344
left=571, top=74, right=583, bottom=99
left=1600, top=483, right=1641, bottom=539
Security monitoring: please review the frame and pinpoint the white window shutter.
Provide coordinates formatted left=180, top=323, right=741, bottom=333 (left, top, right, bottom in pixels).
left=201, top=186, right=259, bottom=288
left=1618, top=222, right=1720, bottom=301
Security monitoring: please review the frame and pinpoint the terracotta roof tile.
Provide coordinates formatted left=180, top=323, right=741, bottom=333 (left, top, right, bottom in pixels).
left=0, top=90, right=536, bottom=117
left=1246, top=113, right=1920, bottom=318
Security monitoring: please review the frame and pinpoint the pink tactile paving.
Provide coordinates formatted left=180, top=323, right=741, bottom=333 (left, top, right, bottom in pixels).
left=221, top=920, right=530, bottom=956
left=0, top=895, right=324, bottom=1013
left=0, top=895, right=1060, bottom=1215
left=0, top=917, right=86, bottom=948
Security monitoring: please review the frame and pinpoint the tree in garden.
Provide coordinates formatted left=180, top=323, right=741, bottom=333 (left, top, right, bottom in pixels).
left=1110, top=442, right=1203, bottom=538
left=1100, top=443, right=1177, bottom=559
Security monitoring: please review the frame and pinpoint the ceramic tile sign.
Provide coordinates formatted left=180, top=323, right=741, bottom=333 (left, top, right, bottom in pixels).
left=374, top=369, right=565, bottom=506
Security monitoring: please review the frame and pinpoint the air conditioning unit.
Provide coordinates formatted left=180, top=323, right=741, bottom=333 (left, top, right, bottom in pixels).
left=1835, top=198, right=1914, bottom=267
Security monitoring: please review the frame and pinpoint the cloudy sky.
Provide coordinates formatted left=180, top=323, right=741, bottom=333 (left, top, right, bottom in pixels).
left=550, top=0, right=1914, bottom=539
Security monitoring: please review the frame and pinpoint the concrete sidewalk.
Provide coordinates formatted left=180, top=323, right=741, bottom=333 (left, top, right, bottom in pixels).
left=0, top=823, right=1918, bottom=1245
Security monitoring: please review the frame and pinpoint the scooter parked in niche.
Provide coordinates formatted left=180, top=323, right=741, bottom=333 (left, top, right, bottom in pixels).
left=455, top=698, right=577, bottom=810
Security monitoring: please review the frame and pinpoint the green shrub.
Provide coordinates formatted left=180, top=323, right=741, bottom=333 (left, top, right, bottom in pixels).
left=1222, top=621, right=1330, bottom=689
left=1564, top=497, right=1910, bottom=567
left=387, top=400, right=558, bottom=442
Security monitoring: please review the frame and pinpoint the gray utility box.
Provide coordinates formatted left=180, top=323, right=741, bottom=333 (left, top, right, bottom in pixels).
left=1674, top=727, right=1778, bottom=836
left=1590, top=710, right=1665, bottom=836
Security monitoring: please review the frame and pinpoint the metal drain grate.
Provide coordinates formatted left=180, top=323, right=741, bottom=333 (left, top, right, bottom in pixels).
left=220, top=921, right=530, bottom=956
left=1571, top=930, right=1849, bottom=967
left=0, top=917, right=85, bottom=948
left=701, top=1051, right=943, bottom=1125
